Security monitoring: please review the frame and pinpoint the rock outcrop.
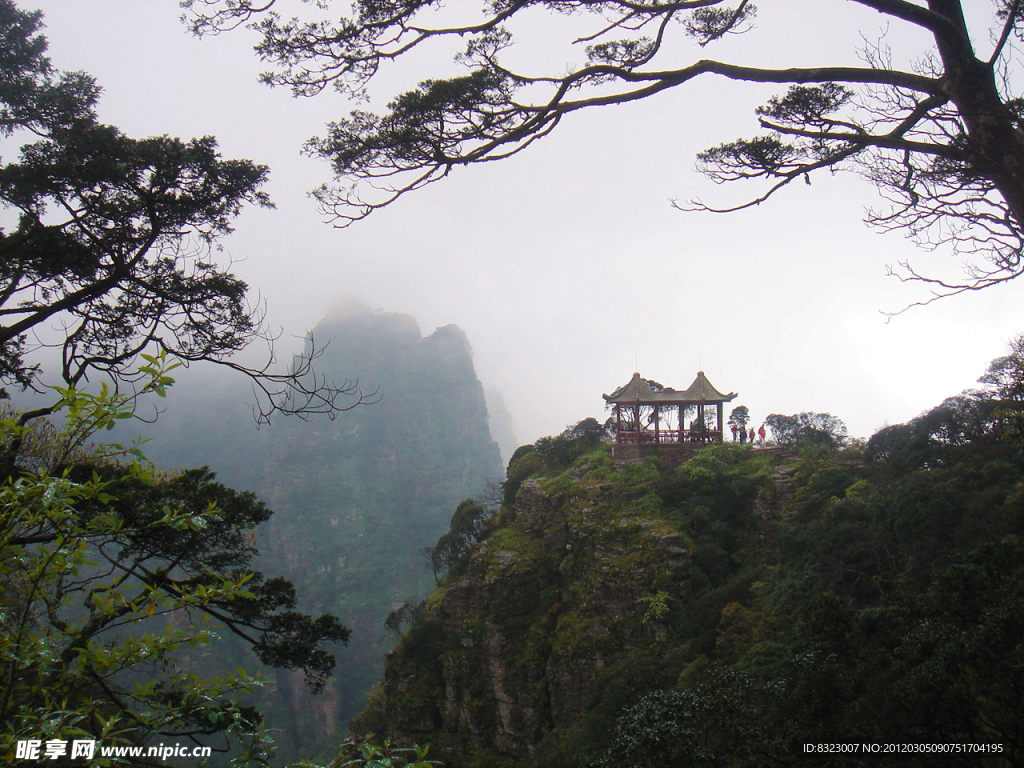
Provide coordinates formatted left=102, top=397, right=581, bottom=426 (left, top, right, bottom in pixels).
left=252, top=299, right=503, bottom=758
left=362, top=463, right=692, bottom=766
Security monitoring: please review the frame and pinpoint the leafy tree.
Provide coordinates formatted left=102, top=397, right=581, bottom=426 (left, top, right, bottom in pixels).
left=728, top=406, right=750, bottom=432
left=534, top=417, right=607, bottom=467
left=980, top=334, right=1024, bottom=403
left=765, top=411, right=848, bottom=449
left=588, top=670, right=786, bottom=768
left=501, top=445, right=543, bottom=505
left=0, top=0, right=366, bottom=423
left=979, top=333, right=1024, bottom=446
left=324, top=736, right=441, bottom=768
left=384, top=598, right=424, bottom=638
left=185, top=1, right=1024, bottom=298
left=422, top=498, right=492, bottom=583
left=866, top=392, right=1000, bottom=471
left=0, top=366, right=350, bottom=762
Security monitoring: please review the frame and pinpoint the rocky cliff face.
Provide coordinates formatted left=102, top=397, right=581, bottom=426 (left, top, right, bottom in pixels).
left=361, top=455, right=695, bottom=766
left=253, top=298, right=504, bottom=759
left=123, top=297, right=505, bottom=764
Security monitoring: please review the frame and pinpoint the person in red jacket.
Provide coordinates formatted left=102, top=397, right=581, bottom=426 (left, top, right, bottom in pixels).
left=758, top=425, right=766, bottom=443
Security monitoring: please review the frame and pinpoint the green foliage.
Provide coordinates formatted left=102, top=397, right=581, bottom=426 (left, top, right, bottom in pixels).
left=663, top=444, right=771, bottom=523
left=534, top=418, right=606, bottom=466
left=292, top=736, right=442, bottom=768
left=588, top=669, right=786, bottom=768
left=329, top=736, right=442, bottom=768
left=765, top=411, right=848, bottom=450
left=502, top=447, right=542, bottom=505
left=1, top=351, right=177, bottom=476
left=423, top=499, right=494, bottom=583
left=0, top=0, right=269, bottom=397
left=502, top=418, right=608, bottom=504
left=979, top=333, right=1024, bottom=403
left=0, top=365, right=349, bottom=764
left=727, top=405, right=750, bottom=431
left=865, top=393, right=1000, bottom=474
left=385, top=598, right=424, bottom=638
left=635, top=591, right=671, bottom=624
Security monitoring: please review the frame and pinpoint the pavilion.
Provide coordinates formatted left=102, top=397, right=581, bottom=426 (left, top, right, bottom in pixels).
left=603, top=371, right=737, bottom=459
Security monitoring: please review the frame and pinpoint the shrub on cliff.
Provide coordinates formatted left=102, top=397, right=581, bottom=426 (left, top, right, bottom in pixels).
left=502, top=418, right=608, bottom=503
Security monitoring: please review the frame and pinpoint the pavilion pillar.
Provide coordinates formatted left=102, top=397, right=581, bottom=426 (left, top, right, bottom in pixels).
left=654, top=404, right=660, bottom=444
left=615, top=404, right=622, bottom=444
left=717, top=403, right=724, bottom=442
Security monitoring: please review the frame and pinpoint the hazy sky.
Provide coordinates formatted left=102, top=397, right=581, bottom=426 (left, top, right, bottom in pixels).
left=24, top=0, right=1024, bottom=444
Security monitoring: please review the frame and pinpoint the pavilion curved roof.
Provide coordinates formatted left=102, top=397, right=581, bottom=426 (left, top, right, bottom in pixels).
left=603, top=371, right=737, bottom=405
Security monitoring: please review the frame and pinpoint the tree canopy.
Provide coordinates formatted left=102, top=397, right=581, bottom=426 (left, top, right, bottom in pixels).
left=728, top=406, right=750, bottom=431
left=0, top=368, right=350, bottom=763
left=184, top=0, right=1024, bottom=298
left=0, top=0, right=366, bottom=421
left=765, top=411, right=848, bottom=449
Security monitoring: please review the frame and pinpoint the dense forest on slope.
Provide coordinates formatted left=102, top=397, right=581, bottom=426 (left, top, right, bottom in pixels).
left=125, top=299, right=504, bottom=762
left=355, top=343, right=1024, bottom=768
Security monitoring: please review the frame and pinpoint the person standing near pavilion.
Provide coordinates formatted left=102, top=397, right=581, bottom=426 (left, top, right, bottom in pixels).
left=758, top=425, right=766, bottom=444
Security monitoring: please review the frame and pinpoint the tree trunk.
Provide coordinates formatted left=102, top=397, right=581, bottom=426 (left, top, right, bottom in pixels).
left=929, top=0, right=1024, bottom=238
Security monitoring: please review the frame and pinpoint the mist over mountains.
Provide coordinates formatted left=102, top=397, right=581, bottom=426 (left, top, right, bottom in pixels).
left=119, top=296, right=505, bottom=761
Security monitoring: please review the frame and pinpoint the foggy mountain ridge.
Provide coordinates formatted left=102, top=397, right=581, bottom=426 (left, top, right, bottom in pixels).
left=110, top=296, right=505, bottom=763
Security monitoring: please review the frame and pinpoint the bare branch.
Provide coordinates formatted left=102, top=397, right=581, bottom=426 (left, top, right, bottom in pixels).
left=181, top=0, right=1024, bottom=298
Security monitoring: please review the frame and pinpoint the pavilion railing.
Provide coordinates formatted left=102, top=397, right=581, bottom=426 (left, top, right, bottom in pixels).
left=614, top=429, right=722, bottom=445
